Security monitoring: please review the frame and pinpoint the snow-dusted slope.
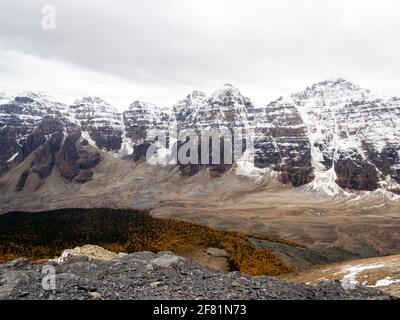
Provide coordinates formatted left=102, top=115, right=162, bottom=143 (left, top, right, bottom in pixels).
left=0, top=91, right=70, bottom=129
left=170, top=85, right=256, bottom=175
left=292, top=79, right=400, bottom=194
left=0, top=92, right=104, bottom=185
left=173, top=90, right=206, bottom=131
left=69, top=97, right=123, bottom=152
left=252, top=97, right=313, bottom=186
left=169, top=79, right=400, bottom=194
left=1, top=80, right=400, bottom=196
left=123, top=100, right=171, bottom=159
left=169, top=85, right=313, bottom=184
left=0, top=91, right=72, bottom=174
left=180, top=84, right=252, bottom=131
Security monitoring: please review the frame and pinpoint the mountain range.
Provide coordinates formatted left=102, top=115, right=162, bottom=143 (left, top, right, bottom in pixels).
left=1, top=78, right=400, bottom=197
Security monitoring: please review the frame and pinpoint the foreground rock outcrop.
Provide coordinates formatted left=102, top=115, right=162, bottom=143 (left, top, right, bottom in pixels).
left=51, top=245, right=127, bottom=264
left=0, top=250, right=392, bottom=300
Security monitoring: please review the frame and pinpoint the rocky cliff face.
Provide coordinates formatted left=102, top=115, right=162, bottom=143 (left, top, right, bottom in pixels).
left=253, top=97, right=313, bottom=186
left=292, top=79, right=400, bottom=194
left=0, top=93, right=103, bottom=189
left=173, top=90, right=206, bottom=131
left=123, top=100, right=171, bottom=161
left=0, top=92, right=72, bottom=175
left=171, top=84, right=312, bottom=183
left=1, top=79, right=400, bottom=195
left=179, top=84, right=252, bottom=131
left=171, top=85, right=253, bottom=175
left=69, top=97, right=123, bottom=153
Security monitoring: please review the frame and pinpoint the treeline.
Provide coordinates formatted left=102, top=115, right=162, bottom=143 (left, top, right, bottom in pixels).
left=0, top=208, right=294, bottom=275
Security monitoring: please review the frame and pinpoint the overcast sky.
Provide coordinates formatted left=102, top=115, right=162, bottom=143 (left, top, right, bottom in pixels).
left=0, top=0, right=400, bottom=109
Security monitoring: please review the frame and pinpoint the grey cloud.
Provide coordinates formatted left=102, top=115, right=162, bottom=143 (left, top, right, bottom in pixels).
left=0, top=0, right=400, bottom=107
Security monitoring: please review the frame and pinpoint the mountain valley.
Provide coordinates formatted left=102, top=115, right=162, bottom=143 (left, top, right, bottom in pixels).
left=1, top=79, right=400, bottom=298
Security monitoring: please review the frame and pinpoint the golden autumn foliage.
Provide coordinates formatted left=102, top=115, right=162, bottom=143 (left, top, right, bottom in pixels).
left=0, top=208, right=294, bottom=275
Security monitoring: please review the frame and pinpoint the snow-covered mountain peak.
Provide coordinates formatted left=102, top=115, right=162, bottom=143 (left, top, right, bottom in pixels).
left=293, top=79, right=373, bottom=108
left=2, top=81, right=400, bottom=197
left=269, top=95, right=296, bottom=106
left=16, top=91, right=65, bottom=104
left=128, top=100, right=157, bottom=111
left=287, top=78, right=400, bottom=194
left=310, top=78, right=364, bottom=92
left=71, top=97, right=119, bottom=116
left=208, top=84, right=247, bottom=104
left=173, top=91, right=206, bottom=129
left=69, top=97, right=124, bottom=152
left=73, top=96, right=113, bottom=108
left=17, top=90, right=47, bottom=100
left=69, top=97, right=121, bottom=124
left=191, top=90, right=206, bottom=100
left=8, top=91, right=70, bottom=118
left=128, top=100, right=171, bottom=119
left=123, top=100, right=170, bottom=156
left=173, top=90, right=205, bottom=112
left=210, top=83, right=237, bottom=96
left=0, top=90, right=74, bottom=176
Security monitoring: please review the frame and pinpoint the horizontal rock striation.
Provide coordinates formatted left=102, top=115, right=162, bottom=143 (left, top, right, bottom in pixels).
left=1, top=79, right=400, bottom=194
